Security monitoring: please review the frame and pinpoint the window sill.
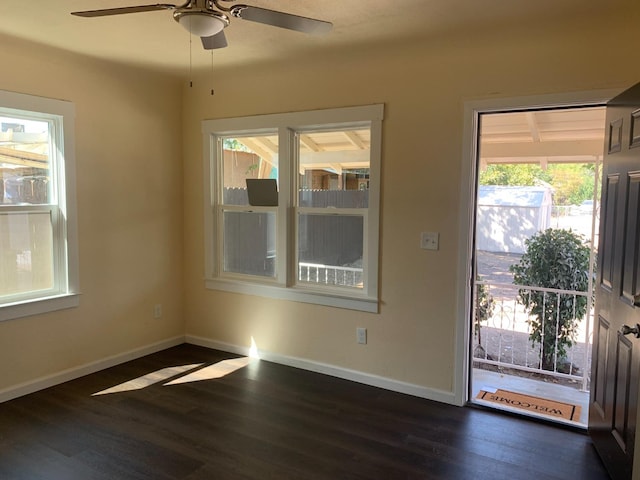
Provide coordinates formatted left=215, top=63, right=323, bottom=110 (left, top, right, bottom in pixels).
left=0, top=293, right=80, bottom=322
left=205, top=278, right=378, bottom=313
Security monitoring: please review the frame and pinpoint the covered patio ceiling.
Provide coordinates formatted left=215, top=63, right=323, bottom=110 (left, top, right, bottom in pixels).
left=233, top=106, right=607, bottom=174
left=479, top=106, right=606, bottom=168
left=0, top=130, right=50, bottom=170
left=235, top=128, right=371, bottom=174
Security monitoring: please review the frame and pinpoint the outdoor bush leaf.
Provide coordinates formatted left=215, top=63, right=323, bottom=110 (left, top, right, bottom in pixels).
left=509, top=229, right=592, bottom=371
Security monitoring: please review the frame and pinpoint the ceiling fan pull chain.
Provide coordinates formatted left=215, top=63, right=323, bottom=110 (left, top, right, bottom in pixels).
left=189, top=17, right=193, bottom=88
left=210, top=50, right=215, bottom=95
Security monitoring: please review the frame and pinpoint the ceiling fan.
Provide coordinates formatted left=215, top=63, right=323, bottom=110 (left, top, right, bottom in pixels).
left=71, top=0, right=333, bottom=50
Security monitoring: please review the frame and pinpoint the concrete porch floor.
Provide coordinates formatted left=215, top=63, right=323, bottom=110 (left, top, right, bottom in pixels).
left=471, top=368, right=590, bottom=428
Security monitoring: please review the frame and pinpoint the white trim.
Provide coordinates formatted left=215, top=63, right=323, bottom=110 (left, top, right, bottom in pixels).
left=473, top=397, right=585, bottom=429
left=202, top=104, right=384, bottom=133
left=0, top=293, right=80, bottom=322
left=0, top=89, right=73, bottom=117
left=202, top=104, right=383, bottom=312
left=0, top=336, right=185, bottom=403
left=0, top=90, right=79, bottom=321
left=60, top=100, right=80, bottom=298
left=186, top=335, right=456, bottom=405
left=205, top=278, right=378, bottom=312
left=455, top=88, right=622, bottom=407
left=366, top=115, right=382, bottom=299
left=203, top=134, right=215, bottom=279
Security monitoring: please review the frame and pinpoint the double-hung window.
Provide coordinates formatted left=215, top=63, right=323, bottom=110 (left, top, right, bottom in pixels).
left=203, top=105, right=383, bottom=312
left=0, top=90, right=79, bottom=321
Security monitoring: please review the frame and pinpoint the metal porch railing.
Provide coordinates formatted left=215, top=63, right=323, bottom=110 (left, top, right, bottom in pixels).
left=298, top=262, right=363, bottom=288
left=473, top=281, right=593, bottom=392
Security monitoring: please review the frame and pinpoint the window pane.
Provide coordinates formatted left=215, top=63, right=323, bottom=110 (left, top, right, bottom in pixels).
left=298, top=128, right=370, bottom=208
left=1, top=116, right=52, bottom=205
left=0, top=212, right=54, bottom=298
left=223, top=210, right=276, bottom=277
left=298, top=213, right=363, bottom=289
left=222, top=135, right=278, bottom=206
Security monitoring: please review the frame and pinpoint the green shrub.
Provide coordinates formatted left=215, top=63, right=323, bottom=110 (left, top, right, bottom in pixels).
left=475, top=278, right=494, bottom=334
left=509, top=229, right=591, bottom=371
left=473, top=277, right=495, bottom=359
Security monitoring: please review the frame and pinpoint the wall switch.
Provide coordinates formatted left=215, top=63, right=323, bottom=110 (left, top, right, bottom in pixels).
left=356, top=327, right=367, bottom=345
left=420, top=231, right=439, bottom=250
left=153, top=304, right=162, bottom=319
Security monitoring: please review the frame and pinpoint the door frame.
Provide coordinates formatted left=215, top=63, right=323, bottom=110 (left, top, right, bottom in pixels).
left=454, top=88, right=621, bottom=408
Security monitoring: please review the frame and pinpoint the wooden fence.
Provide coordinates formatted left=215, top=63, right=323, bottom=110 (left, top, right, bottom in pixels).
left=223, top=188, right=367, bottom=277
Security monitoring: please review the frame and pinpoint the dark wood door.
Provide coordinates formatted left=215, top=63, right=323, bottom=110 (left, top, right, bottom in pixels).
left=590, top=82, right=640, bottom=480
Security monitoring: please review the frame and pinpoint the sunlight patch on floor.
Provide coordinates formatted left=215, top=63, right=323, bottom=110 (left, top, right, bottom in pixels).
left=165, top=357, right=253, bottom=385
left=91, top=355, right=258, bottom=396
left=92, top=363, right=204, bottom=396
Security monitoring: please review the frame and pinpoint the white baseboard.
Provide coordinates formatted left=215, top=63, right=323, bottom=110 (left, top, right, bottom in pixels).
left=0, top=335, right=185, bottom=403
left=185, top=334, right=457, bottom=406
left=1, top=334, right=458, bottom=407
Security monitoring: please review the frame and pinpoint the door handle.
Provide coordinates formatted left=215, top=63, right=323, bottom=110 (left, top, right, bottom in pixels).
left=621, top=324, right=640, bottom=338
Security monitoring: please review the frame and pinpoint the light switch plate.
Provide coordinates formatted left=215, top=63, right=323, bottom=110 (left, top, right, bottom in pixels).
left=356, top=327, right=367, bottom=344
left=420, top=232, right=439, bottom=250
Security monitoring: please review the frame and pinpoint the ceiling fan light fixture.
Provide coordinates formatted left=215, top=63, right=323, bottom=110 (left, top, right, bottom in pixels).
left=174, top=10, right=229, bottom=37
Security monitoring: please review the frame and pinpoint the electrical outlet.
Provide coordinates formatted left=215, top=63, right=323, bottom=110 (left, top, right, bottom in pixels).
left=153, top=304, right=162, bottom=319
left=420, top=231, right=439, bottom=250
left=356, top=327, right=367, bottom=345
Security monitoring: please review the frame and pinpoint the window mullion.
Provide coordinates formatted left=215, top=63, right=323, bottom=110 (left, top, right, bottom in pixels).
left=278, top=126, right=293, bottom=287
left=212, top=136, right=224, bottom=279
left=297, top=207, right=367, bottom=216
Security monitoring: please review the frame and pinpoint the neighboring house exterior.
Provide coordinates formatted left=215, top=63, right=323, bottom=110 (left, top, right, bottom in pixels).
left=476, top=185, right=553, bottom=254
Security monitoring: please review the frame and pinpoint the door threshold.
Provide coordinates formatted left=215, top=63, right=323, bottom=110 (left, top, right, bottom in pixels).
left=471, top=368, right=588, bottom=427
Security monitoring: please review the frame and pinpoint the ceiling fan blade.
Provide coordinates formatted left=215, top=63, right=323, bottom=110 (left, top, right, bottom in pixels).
left=232, top=6, right=332, bottom=35
left=71, top=4, right=176, bottom=17
left=201, top=31, right=228, bottom=50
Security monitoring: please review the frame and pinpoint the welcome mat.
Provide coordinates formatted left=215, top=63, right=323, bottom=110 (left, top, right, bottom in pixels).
left=476, top=388, right=582, bottom=422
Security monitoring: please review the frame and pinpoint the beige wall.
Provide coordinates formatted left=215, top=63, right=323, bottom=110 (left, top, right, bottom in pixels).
left=0, top=0, right=638, bottom=419
left=0, top=35, right=185, bottom=392
left=0, top=4, right=638, bottom=474
left=182, top=10, right=640, bottom=397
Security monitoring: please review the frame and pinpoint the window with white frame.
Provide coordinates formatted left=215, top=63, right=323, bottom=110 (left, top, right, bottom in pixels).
left=0, top=90, right=79, bottom=321
left=203, top=105, right=383, bottom=312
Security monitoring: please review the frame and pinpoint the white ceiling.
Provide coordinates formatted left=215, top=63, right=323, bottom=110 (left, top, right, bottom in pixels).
left=480, top=107, right=607, bottom=165
left=0, top=2, right=619, bottom=167
left=0, top=1, right=628, bottom=77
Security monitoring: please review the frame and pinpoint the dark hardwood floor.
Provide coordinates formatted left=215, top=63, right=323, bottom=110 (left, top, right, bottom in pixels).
left=0, top=344, right=609, bottom=479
